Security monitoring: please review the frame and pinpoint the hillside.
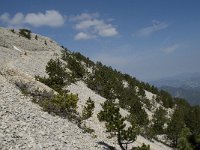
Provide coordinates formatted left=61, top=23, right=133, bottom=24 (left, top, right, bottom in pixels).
left=0, top=27, right=199, bottom=150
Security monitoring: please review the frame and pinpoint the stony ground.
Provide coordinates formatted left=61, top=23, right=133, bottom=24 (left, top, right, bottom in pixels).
left=0, top=74, right=104, bottom=150
left=0, top=27, right=172, bottom=150
left=0, top=28, right=103, bottom=150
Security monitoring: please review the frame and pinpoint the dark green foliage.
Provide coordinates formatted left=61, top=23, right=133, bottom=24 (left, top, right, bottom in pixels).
left=156, top=90, right=174, bottom=108
left=62, top=51, right=86, bottom=78
left=138, top=82, right=159, bottom=95
left=134, top=143, right=150, bottom=150
left=10, top=29, right=15, bottom=33
left=15, top=80, right=79, bottom=119
left=68, top=56, right=85, bottom=78
left=37, top=93, right=78, bottom=119
left=177, top=128, right=193, bottom=150
left=185, top=106, right=200, bottom=136
left=19, top=29, right=31, bottom=39
left=82, top=97, right=95, bottom=120
left=167, top=108, right=185, bottom=147
left=85, top=59, right=150, bottom=132
left=72, top=52, right=95, bottom=67
left=142, top=98, right=152, bottom=111
left=185, top=106, right=200, bottom=149
left=35, top=35, right=38, bottom=40
left=152, top=107, right=167, bottom=134
left=87, top=62, right=138, bottom=106
left=138, top=87, right=145, bottom=97
left=98, top=100, right=139, bottom=150
left=189, top=135, right=200, bottom=150
left=36, top=58, right=71, bottom=93
left=44, top=40, right=47, bottom=45
left=129, top=100, right=149, bottom=128
left=82, top=123, right=95, bottom=134
left=166, top=98, right=200, bottom=149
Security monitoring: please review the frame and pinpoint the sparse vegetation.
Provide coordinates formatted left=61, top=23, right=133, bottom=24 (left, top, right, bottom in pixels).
left=19, top=29, right=31, bottom=39
left=17, top=45, right=199, bottom=149
left=62, top=50, right=86, bottom=79
left=81, top=123, right=95, bottom=134
left=135, top=143, right=150, bottom=150
left=38, top=93, right=79, bottom=119
left=16, top=80, right=79, bottom=120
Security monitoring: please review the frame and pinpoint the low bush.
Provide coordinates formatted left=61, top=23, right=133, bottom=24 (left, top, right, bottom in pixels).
left=82, top=97, right=95, bottom=120
left=37, top=93, right=79, bottom=119
left=19, top=29, right=31, bottom=39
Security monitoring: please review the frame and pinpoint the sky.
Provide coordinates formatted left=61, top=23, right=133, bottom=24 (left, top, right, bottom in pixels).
left=0, top=0, right=200, bottom=81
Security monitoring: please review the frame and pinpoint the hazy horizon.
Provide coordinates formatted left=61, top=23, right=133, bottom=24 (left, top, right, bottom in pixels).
left=1, top=0, right=199, bottom=81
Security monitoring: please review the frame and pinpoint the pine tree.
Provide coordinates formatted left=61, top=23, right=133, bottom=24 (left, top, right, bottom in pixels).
left=152, top=107, right=167, bottom=134
left=98, top=100, right=139, bottom=150
left=167, top=108, right=185, bottom=147
left=36, top=58, right=70, bottom=93
left=177, top=128, right=193, bottom=150
left=82, top=97, right=95, bottom=120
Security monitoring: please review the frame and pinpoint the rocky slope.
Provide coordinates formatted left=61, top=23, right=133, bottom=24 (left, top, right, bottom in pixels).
left=0, top=27, right=172, bottom=150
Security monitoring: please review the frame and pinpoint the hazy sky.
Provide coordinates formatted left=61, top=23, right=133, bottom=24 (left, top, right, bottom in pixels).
left=0, top=0, right=200, bottom=81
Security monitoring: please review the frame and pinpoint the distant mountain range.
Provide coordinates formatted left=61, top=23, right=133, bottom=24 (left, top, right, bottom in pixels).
left=151, top=72, right=200, bottom=105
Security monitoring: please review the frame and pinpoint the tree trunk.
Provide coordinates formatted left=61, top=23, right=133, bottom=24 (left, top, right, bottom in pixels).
left=117, top=132, right=126, bottom=150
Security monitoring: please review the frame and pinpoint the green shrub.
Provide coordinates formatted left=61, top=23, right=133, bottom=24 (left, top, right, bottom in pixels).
left=10, top=29, right=15, bottom=33
left=152, top=107, right=167, bottom=135
left=134, top=143, right=150, bottom=150
left=82, top=123, right=95, bottom=134
left=98, top=100, right=139, bottom=150
left=36, top=58, right=71, bottom=93
left=16, top=79, right=79, bottom=120
left=19, top=29, right=31, bottom=39
left=177, top=128, right=193, bottom=150
left=38, top=93, right=79, bottom=118
left=82, top=97, right=95, bottom=120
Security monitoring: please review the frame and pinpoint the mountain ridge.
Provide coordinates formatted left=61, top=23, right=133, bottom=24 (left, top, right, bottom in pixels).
left=151, top=73, right=200, bottom=105
left=0, top=27, right=199, bottom=150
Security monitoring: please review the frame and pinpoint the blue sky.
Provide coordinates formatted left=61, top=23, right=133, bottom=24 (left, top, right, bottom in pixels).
left=0, top=0, right=200, bottom=81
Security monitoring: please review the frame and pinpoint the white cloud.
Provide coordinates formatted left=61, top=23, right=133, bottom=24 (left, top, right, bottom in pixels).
left=74, top=32, right=95, bottom=40
left=0, top=12, right=25, bottom=27
left=0, top=10, right=65, bottom=28
left=135, top=20, right=168, bottom=37
left=71, top=13, right=119, bottom=40
left=24, top=10, right=64, bottom=27
left=162, top=44, right=180, bottom=54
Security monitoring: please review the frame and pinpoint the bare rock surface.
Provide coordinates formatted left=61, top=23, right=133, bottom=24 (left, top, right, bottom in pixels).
left=0, top=27, right=172, bottom=150
left=0, top=74, right=103, bottom=150
left=0, top=27, right=103, bottom=150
